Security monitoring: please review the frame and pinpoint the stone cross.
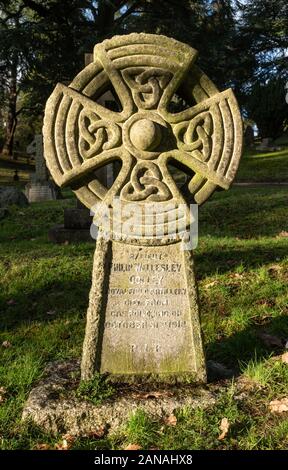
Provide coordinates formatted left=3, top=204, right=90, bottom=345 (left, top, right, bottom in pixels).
left=27, top=134, right=48, bottom=182
left=43, top=33, right=242, bottom=383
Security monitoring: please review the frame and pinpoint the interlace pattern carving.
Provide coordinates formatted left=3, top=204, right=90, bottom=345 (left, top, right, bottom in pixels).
left=43, top=33, right=242, bottom=221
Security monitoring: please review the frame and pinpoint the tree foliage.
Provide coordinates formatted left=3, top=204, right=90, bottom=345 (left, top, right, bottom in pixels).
left=0, top=0, right=287, bottom=154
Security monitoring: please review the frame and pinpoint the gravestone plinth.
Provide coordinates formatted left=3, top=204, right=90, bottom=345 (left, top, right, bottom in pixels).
left=25, top=135, right=59, bottom=202
left=43, top=33, right=242, bottom=383
left=49, top=199, right=93, bottom=243
left=81, top=239, right=205, bottom=382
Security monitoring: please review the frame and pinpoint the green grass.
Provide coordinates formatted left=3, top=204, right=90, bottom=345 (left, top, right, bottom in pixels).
left=236, top=148, right=288, bottom=182
left=76, top=374, right=115, bottom=405
left=0, top=184, right=288, bottom=450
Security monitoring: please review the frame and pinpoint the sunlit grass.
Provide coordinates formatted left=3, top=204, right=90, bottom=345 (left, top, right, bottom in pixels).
left=0, top=184, right=287, bottom=449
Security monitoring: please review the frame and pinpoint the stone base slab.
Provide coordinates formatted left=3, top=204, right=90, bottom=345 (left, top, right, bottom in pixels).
left=48, top=225, right=94, bottom=243
left=22, top=360, right=216, bottom=436
left=64, top=207, right=92, bottom=229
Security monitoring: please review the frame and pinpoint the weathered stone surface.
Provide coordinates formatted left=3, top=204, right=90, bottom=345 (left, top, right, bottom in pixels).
left=22, top=360, right=215, bottom=436
left=43, top=33, right=242, bottom=210
left=0, top=186, right=28, bottom=208
left=81, top=240, right=206, bottom=382
left=25, top=180, right=58, bottom=203
left=43, top=33, right=243, bottom=384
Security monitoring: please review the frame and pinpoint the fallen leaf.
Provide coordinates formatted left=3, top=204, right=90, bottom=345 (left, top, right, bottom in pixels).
left=269, top=398, right=288, bottom=414
left=125, top=443, right=142, bottom=450
left=0, top=387, right=7, bottom=403
left=85, top=427, right=106, bottom=439
left=164, top=414, right=177, bottom=426
left=2, top=341, right=11, bottom=348
left=55, top=438, right=70, bottom=450
left=62, top=434, right=76, bottom=444
left=258, top=332, right=283, bottom=348
left=281, top=352, right=288, bottom=364
left=218, top=417, right=230, bottom=440
left=34, top=443, right=51, bottom=450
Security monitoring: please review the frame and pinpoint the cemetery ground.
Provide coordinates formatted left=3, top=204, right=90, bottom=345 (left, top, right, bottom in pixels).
left=0, top=149, right=288, bottom=450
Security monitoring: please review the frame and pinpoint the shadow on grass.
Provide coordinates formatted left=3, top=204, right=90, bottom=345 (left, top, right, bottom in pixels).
left=196, top=243, right=287, bottom=277
left=199, top=188, right=288, bottom=239
left=206, top=313, right=288, bottom=378
left=0, top=278, right=90, bottom=330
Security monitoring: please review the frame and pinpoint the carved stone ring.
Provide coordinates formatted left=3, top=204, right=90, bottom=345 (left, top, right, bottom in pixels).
left=43, top=33, right=242, bottom=233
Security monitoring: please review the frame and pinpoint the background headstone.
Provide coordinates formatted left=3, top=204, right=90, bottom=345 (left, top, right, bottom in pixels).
left=0, top=186, right=28, bottom=208
left=48, top=198, right=93, bottom=244
left=25, top=134, right=59, bottom=202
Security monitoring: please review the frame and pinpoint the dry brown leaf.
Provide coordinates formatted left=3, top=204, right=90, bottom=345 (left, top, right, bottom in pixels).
left=269, top=398, right=288, bottom=414
left=258, top=332, right=283, bottom=348
left=218, top=417, right=230, bottom=440
left=62, top=434, right=76, bottom=444
left=34, top=443, right=51, bottom=450
left=125, top=443, right=142, bottom=450
left=55, top=438, right=70, bottom=450
left=164, top=414, right=177, bottom=426
left=2, top=340, right=11, bottom=348
left=85, top=427, right=106, bottom=439
left=281, top=352, right=288, bottom=364
left=0, top=387, right=7, bottom=403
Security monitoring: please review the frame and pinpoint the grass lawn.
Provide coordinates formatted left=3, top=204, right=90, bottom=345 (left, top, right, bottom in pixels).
left=0, top=186, right=287, bottom=450
left=236, top=148, right=288, bottom=182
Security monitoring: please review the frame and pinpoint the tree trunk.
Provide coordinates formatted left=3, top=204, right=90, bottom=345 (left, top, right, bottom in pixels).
left=98, top=0, right=116, bottom=39
left=2, top=59, right=18, bottom=158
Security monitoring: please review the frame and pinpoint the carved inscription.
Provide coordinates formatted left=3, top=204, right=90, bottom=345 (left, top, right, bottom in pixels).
left=100, top=242, right=196, bottom=374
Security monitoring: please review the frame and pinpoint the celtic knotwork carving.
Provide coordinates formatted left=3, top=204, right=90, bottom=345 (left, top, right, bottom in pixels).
left=173, top=111, right=212, bottom=161
left=79, top=109, right=121, bottom=159
left=43, top=33, right=243, bottom=230
left=122, top=68, right=172, bottom=110
left=121, top=161, right=172, bottom=202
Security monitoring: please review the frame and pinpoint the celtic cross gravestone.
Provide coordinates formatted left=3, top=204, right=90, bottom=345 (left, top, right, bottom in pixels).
left=43, top=33, right=242, bottom=383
